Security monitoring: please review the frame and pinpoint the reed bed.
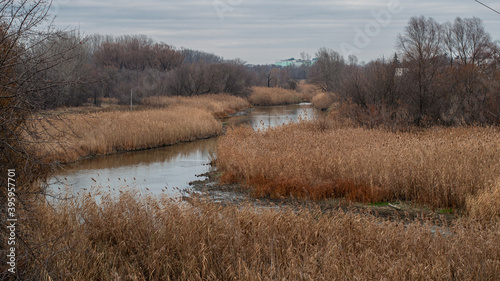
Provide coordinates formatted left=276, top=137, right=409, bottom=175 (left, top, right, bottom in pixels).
left=298, top=83, right=322, bottom=101
left=33, top=106, right=222, bottom=163
left=216, top=123, right=500, bottom=212
left=22, top=191, right=499, bottom=280
left=311, top=92, right=336, bottom=110
left=142, top=94, right=251, bottom=118
left=248, top=87, right=303, bottom=106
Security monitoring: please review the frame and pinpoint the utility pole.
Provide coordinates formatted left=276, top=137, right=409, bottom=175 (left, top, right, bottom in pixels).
left=130, top=89, right=133, bottom=111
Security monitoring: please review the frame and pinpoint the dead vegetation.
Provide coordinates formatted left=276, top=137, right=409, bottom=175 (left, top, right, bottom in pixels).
left=30, top=94, right=251, bottom=163
left=248, top=87, right=303, bottom=106
left=216, top=121, right=500, bottom=221
left=142, top=94, right=251, bottom=118
left=23, top=191, right=500, bottom=280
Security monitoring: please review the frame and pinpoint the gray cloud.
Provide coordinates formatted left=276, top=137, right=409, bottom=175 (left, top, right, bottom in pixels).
left=52, top=0, right=500, bottom=64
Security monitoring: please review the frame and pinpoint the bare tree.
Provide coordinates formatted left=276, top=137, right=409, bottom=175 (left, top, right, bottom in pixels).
left=0, top=1, right=90, bottom=279
left=444, top=17, right=492, bottom=66
left=309, top=47, right=344, bottom=92
left=397, top=16, right=445, bottom=123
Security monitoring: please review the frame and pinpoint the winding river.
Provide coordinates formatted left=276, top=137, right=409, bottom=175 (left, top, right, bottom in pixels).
left=48, top=103, right=317, bottom=197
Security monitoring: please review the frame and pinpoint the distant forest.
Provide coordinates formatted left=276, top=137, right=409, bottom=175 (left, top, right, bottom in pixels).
left=32, top=33, right=309, bottom=108
left=14, top=16, right=500, bottom=126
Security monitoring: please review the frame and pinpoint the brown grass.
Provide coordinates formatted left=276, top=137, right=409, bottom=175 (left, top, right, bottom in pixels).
left=216, top=123, right=500, bottom=212
left=142, top=94, right=251, bottom=118
left=22, top=191, right=500, bottom=280
left=467, top=180, right=500, bottom=224
left=33, top=106, right=223, bottom=163
left=297, top=83, right=322, bottom=101
left=248, top=87, right=303, bottom=106
left=311, top=92, right=336, bottom=110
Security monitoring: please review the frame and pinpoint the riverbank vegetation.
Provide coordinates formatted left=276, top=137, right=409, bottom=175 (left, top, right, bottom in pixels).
left=216, top=122, right=500, bottom=220
left=248, top=86, right=304, bottom=106
left=2, top=0, right=500, bottom=278
left=310, top=92, right=336, bottom=110
left=142, top=94, right=251, bottom=118
left=34, top=106, right=223, bottom=163
left=24, top=192, right=500, bottom=280
left=31, top=94, right=250, bottom=164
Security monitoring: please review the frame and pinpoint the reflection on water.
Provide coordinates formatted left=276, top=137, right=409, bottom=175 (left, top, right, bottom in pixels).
left=48, top=138, right=216, bottom=196
left=48, top=104, right=318, bottom=197
left=227, top=103, right=315, bottom=130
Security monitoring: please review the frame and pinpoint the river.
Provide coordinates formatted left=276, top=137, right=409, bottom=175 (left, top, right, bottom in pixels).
left=47, top=103, right=317, bottom=197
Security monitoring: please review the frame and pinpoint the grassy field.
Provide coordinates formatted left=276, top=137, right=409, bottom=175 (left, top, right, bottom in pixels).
left=216, top=121, right=500, bottom=216
left=24, top=192, right=500, bottom=280
left=32, top=94, right=251, bottom=163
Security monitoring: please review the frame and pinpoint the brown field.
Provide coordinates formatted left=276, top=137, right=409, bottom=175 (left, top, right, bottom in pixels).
left=216, top=122, right=500, bottom=214
left=142, top=94, right=251, bottom=118
left=248, top=87, right=303, bottom=106
left=25, top=192, right=500, bottom=280
left=33, top=106, right=223, bottom=163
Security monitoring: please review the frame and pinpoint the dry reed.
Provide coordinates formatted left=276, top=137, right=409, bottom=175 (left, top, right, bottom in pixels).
left=216, top=122, right=500, bottom=212
left=311, top=92, right=336, bottom=110
left=248, top=87, right=303, bottom=106
left=142, top=94, right=251, bottom=118
left=467, top=180, right=500, bottom=224
left=297, top=83, right=322, bottom=101
left=33, top=106, right=223, bottom=163
left=22, top=191, right=500, bottom=280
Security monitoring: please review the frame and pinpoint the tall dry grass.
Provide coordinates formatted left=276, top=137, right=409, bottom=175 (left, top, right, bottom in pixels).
left=248, top=87, right=303, bottom=106
left=216, top=123, right=500, bottom=212
left=311, top=92, right=336, bottom=110
left=22, top=191, right=500, bottom=280
left=142, top=94, right=251, bottom=118
left=467, top=180, right=500, bottom=224
left=297, top=83, right=322, bottom=101
left=33, top=106, right=223, bottom=163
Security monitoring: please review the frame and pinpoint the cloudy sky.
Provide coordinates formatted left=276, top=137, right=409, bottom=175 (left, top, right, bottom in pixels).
left=51, top=0, right=500, bottom=65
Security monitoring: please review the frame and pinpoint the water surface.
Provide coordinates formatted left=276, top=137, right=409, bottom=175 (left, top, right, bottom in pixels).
left=48, top=103, right=317, bottom=197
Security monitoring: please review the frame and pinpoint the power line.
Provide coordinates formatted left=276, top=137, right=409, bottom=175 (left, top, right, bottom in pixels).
left=475, top=0, right=500, bottom=15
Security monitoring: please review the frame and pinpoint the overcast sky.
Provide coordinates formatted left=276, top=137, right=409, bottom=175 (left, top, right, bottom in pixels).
left=51, top=0, right=500, bottom=65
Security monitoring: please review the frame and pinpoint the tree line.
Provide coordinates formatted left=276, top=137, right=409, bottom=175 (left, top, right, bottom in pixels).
left=310, top=16, right=500, bottom=127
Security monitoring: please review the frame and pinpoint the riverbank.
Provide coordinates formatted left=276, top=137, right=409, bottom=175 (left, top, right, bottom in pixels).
left=189, top=169, right=460, bottom=225
left=33, top=94, right=251, bottom=164
left=29, top=186, right=499, bottom=280
left=215, top=120, right=500, bottom=224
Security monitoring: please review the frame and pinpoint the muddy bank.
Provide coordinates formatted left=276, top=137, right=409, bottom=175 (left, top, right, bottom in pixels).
left=189, top=169, right=460, bottom=226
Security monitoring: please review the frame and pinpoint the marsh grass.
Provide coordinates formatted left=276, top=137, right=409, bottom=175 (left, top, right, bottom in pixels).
left=248, top=87, right=303, bottom=106
left=30, top=94, right=251, bottom=163
left=22, top=191, right=500, bottom=280
left=32, top=106, right=223, bottom=163
left=216, top=122, right=500, bottom=214
left=311, top=92, right=336, bottom=110
left=142, top=94, right=251, bottom=118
